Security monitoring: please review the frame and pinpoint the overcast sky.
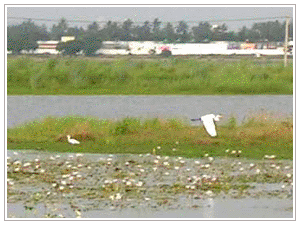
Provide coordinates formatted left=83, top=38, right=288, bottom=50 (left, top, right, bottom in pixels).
left=6, top=5, right=294, bottom=32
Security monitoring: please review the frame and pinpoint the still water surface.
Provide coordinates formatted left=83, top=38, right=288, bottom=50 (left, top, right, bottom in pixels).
left=7, top=95, right=293, bottom=128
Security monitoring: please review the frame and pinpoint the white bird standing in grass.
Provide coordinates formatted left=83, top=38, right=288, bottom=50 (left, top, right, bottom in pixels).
left=191, top=114, right=223, bottom=137
left=67, top=135, right=80, bottom=145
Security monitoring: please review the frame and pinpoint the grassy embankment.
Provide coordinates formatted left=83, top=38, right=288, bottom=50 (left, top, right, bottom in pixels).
left=7, top=56, right=293, bottom=95
left=7, top=114, right=293, bottom=160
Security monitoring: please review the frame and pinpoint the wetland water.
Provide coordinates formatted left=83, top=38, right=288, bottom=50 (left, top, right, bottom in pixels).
left=7, top=95, right=294, bottom=218
left=7, top=150, right=293, bottom=219
left=7, top=95, right=293, bottom=128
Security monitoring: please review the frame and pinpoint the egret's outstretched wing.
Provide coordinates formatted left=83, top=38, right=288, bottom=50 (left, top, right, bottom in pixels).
left=202, top=117, right=217, bottom=137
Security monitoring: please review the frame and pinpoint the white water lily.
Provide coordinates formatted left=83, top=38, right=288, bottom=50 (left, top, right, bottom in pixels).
left=13, top=160, right=22, bottom=165
left=23, top=163, right=31, bottom=167
left=61, top=180, right=67, bottom=185
left=136, top=181, right=143, bottom=187
left=206, top=190, right=213, bottom=196
left=116, top=193, right=122, bottom=200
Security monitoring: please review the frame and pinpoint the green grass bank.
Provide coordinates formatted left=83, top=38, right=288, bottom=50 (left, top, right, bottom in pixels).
left=7, top=56, right=293, bottom=95
left=7, top=114, right=293, bottom=160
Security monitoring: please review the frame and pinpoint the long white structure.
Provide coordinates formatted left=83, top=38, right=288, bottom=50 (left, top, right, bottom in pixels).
left=18, top=38, right=291, bottom=56
left=96, top=41, right=288, bottom=56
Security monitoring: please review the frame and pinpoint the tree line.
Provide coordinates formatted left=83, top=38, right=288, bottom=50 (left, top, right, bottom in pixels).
left=7, top=17, right=293, bottom=55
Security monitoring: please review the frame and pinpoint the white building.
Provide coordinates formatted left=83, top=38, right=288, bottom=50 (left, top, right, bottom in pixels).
left=35, top=40, right=60, bottom=55
left=34, top=36, right=75, bottom=55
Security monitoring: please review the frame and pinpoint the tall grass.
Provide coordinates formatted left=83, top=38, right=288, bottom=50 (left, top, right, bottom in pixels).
left=7, top=56, right=293, bottom=95
left=7, top=114, right=293, bottom=159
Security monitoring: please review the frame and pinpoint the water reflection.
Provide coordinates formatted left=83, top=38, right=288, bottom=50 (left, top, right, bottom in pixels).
left=203, top=198, right=215, bottom=218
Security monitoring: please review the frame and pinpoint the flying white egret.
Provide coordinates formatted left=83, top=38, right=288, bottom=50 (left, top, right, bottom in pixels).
left=67, top=135, right=80, bottom=145
left=191, top=114, right=223, bottom=137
